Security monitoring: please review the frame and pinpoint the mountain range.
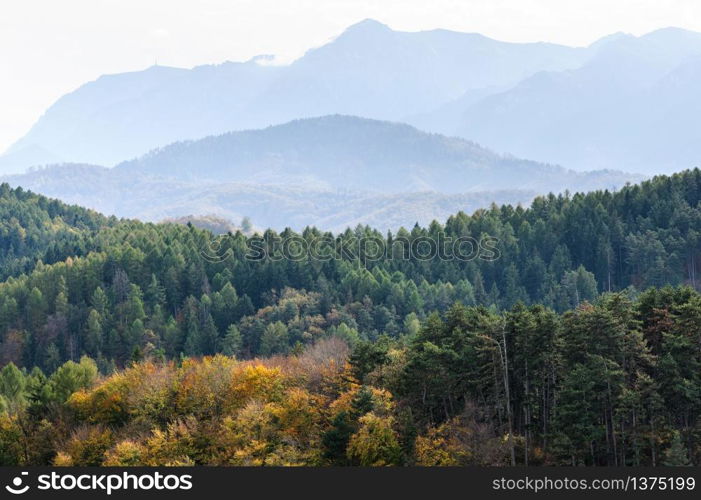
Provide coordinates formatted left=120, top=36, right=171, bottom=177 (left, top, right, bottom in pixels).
left=3, top=20, right=701, bottom=176
left=1, top=19, right=593, bottom=171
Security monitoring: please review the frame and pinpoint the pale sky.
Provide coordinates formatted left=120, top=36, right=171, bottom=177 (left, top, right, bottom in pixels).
left=2, top=0, right=701, bottom=153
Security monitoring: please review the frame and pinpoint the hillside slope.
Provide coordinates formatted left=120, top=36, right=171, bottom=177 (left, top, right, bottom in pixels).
left=0, top=182, right=114, bottom=279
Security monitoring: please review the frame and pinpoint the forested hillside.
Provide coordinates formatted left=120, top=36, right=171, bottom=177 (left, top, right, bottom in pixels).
left=1, top=170, right=701, bottom=466
left=1, top=290, right=699, bottom=466
left=0, top=184, right=115, bottom=280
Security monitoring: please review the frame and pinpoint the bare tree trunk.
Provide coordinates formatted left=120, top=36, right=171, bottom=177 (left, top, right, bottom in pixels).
left=524, top=361, right=530, bottom=466
left=501, top=327, right=516, bottom=466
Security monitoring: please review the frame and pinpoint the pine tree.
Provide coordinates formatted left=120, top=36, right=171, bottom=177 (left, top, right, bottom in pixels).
left=663, top=431, right=690, bottom=466
left=260, top=321, right=289, bottom=356
left=221, top=325, right=243, bottom=356
left=84, top=309, right=103, bottom=356
left=322, top=411, right=354, bottom=465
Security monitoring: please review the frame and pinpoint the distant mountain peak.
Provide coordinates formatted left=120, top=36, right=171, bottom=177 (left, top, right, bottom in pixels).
left=641, top=26, right=701, bottom=45
left=334, top=18, right=393, bottom=41
left=344, top=18, right=391, bottom=32
left=644, top=26, right=699, bottom=37
left=588, top=31, right=633, bottom=50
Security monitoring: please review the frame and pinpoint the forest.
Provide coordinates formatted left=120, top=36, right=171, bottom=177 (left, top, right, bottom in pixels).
left=1, top=169, right=701, bottom=466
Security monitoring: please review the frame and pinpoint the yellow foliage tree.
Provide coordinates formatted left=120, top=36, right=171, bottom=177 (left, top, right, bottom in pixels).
left=414, top=419, right=472, bottom=466
left=103, top=440, right=147, bottom=466
left=346, top=413, right=401, bottom=466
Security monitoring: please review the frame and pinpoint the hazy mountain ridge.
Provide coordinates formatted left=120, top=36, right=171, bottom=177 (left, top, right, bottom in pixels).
left=441, top=28, right=701, bottom=174
left=116, top=115, right=638, bottom=194
left=1, top=116, right=641, bottom=232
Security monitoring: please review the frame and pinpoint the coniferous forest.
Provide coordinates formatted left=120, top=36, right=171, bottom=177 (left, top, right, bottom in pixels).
left=2, top=170, right=701, bottom=466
